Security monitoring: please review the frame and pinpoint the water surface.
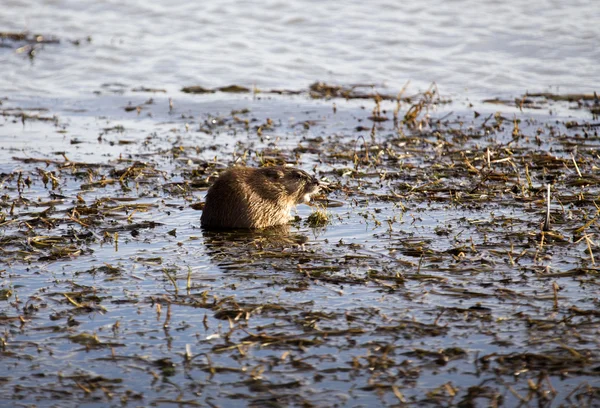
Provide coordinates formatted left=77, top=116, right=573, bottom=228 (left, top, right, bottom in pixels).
left=1, top=0, right=598, bottom=99
left=1, top=1, right=599, bottom=406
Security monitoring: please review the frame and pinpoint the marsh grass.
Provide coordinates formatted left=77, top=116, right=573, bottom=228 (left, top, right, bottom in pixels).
left=0, top=85, right=598, bottom=407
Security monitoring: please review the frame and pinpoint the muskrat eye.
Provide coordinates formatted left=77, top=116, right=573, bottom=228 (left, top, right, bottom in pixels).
left=264, top=168, right=285, bottom=179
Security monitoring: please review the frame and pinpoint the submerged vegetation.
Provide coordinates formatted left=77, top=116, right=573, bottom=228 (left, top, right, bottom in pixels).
left=0, top=81, right=599, bottom=407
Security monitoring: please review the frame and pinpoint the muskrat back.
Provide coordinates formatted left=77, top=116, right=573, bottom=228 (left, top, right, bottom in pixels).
left=200, top=166, right=320, bottom=229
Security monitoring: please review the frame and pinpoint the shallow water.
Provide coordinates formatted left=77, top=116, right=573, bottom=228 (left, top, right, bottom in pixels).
left=1, top=90, right=599, bottom=406
left=1, top=1, right=599, bottom=406
left=1, top=0, right=599, bottom=99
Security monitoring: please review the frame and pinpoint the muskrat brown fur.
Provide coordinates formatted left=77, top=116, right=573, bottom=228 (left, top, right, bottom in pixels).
left=200, top=166, right=320, bottom=229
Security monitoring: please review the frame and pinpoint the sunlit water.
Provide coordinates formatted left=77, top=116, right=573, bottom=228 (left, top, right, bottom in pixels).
left=0, top=91, right=598, bottom=406
left=1, top=0, right=599, bottom=99
left=1, top=1, right=599, bottom=406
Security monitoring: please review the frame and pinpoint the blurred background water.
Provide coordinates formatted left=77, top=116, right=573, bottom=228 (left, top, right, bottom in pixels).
left=1, top=0, right=598, bottom=99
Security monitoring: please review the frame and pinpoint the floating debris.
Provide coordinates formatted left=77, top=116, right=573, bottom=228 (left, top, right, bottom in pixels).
left=0, top=87, right=598, bottom=407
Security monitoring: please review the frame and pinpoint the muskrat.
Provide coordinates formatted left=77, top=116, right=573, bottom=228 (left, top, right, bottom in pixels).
left=200, top=166, right=321, bottom=229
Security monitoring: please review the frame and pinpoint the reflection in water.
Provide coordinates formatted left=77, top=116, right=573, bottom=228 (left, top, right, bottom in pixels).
left=201, top=225, right=310, bottom=272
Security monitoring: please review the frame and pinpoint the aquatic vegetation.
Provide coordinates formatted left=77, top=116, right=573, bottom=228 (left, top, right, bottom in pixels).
left=0, top=85, right=598, bottom=407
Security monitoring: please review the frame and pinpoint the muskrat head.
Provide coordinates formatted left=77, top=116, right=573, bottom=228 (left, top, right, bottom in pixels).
left=262, top=167, right=321, bottom=204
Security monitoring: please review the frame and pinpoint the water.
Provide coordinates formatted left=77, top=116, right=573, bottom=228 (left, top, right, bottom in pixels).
left=1, top=89, right=598, bottom=406
left=1, top=1, right=600, bottom=406
left=1, top=0, right=598, bottom=99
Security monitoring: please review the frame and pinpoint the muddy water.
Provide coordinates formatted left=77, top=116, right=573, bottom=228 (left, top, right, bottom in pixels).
left=1, top=0, right=599, bottom=98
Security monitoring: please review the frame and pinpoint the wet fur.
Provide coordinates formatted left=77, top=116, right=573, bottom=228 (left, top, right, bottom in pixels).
left=201, top=166, right=320, bottom=229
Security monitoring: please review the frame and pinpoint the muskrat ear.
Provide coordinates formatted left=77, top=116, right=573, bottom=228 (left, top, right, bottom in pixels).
left=264, top=168, right=285, bottom=179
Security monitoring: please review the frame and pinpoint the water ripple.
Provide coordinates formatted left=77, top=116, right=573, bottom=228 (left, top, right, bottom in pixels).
left=0, top=0, right=598, bottom=98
